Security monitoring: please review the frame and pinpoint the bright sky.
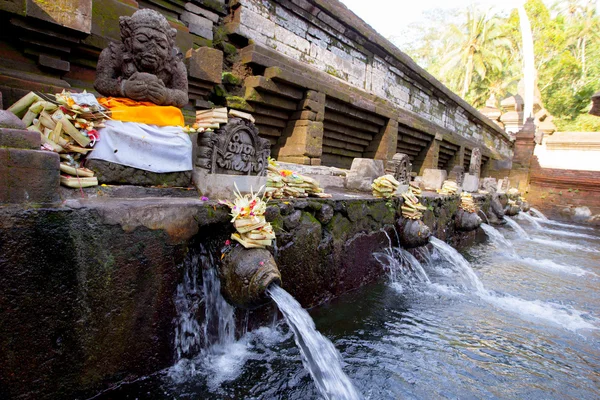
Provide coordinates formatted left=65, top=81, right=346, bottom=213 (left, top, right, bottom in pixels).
left=339, top=1, right=600, bottom=42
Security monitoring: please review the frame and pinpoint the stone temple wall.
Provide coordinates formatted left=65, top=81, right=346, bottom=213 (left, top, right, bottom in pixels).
left=0, top=0, right=512, bottom=174
left=225, top=0, right=512, bottom=169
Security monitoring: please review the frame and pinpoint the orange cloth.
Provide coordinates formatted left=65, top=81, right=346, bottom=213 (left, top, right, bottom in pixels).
left=99, top=97, right=184, bottom=127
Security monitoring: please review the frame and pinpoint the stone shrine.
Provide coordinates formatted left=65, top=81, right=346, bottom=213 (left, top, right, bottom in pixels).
left=449, top=166, right=465, bottom=187
left=87, top=8, right=193, bottom=186
left=385, top=153, right=412, bottom=185
left=196, top=118, right=270, bottom=176
left=469, top=147, right=482, bottom=178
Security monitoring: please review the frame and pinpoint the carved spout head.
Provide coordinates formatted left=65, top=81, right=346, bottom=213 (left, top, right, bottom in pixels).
left=220, top=247, right=281, bottom=309
left=455, top=208, right=482, bottom=232
left=397, top=218, right=431, bottom=248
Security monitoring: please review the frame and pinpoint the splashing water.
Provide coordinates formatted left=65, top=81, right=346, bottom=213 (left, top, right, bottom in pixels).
left=481, top=223, right=516, bottom=255
left=174, top=253, right=203, bottom=360
left=529, top=207, right=547, bottom=220
left=399, top=248, right=431, bottom=284
left=518, top=212, right=542, bottom=229
left=430, top=237, right=486, bottom=294
left=504, top=216, right=531, bottom=240
left=530, top=237, right=600, bottom=253
left=268, top=285, right=362, bottom=400
left=513, top=256, right=596, bottom=277
left=535, top=218, right=595, bottom=231
left=428, top=237, right=597, bottom=331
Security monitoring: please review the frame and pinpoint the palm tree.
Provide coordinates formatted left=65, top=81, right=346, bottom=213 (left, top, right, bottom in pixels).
left=438, top=8, right=515, bottom=99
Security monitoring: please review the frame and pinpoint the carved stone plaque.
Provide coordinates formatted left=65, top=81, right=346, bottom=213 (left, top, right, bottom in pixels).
left=469, top=147, right=482, bottom=177
left=385, top=153, right=412, bottom=185
left=196, top=118, right=270, bottom=176
left=449, top=165, right=465, bottom=186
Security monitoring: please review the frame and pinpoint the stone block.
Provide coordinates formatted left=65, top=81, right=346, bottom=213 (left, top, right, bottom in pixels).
left=181, top=11, right=213, bottom=30
left=0, top=148, right=60, bottom=204
left=298, top=98, right=325, bottom=113
left=38, top=55, right=69, bottom=72
left=344, top=158, right=384, bottom=192
left=278, top=121, right=323, bottom=158
left=184, top=2, right=219, bottom=22
left=0, top=110, right=26, bottom=129
left=188, top=23, right=214, bottom=40
left=0, top=128, right=41, bottom=150
left=186, top=47, right=223, bottom=83
left=26, top=0, right=92, bottom=33
left=291, top=110, right=318, bottom=121
left=87, top=160, right=192, bottom=187
left=422, top=168, right=447, bottom=190
left=462, top=174, right=479, bottom=193
left=193, top=168, right=267, bottom=198
left=481, top=177, right=497, bottom=193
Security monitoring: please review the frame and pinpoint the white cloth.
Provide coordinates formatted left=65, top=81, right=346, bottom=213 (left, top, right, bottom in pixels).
left=87, top=120, right=192, bottom=173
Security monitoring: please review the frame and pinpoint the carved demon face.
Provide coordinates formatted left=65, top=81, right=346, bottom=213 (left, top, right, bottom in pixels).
left=131, top=27, right=170, bottom=73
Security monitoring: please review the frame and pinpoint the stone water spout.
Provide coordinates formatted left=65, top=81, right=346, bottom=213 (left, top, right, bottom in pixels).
left=397, top=218, right=431, bottom=248
left=455, top=209, right=482, bottom=232
left=486, top=194, right=506, bottom=225
left=220, top=246, right=282, bottom=309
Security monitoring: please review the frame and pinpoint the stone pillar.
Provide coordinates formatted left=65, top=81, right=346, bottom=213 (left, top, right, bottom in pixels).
left=446, top=145, right=465, bottom=173
left=415, top=132, right=442, bottom=175
left=0, top=111, right=60, bottom=204
left=363, top=117, right=398, bottom=164
left=277, top=90, right=324, bottom=166
left=509, top=117, right=536, bottom=192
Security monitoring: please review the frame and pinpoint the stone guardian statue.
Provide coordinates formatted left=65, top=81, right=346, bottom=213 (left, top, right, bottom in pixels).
left=94, top=9, right=188, bottom=108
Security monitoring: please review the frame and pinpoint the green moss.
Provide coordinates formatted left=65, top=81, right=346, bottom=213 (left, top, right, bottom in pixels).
left=222, top=72, right=241, bottom=85
left=223, top=42, right=237, bottom=56
left=325, top=65, right=345, bottom=80
left=326, top=213, right=353, bottom=242
left=226, top=96, right=252, bottom=111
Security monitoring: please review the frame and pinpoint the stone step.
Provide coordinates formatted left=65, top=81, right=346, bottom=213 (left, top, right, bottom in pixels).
left=0, top=128, right=41, bottom=150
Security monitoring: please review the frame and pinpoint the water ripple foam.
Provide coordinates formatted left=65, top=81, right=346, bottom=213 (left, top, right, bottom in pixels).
left=481, top=293, right=598, bottom=332
left=531, top=237, right=600, bottom=253
left=513, top=255, right=597, bottom=277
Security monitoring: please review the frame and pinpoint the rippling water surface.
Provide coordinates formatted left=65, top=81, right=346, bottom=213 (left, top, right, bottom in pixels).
left=98, top=219, right=600, bottom=400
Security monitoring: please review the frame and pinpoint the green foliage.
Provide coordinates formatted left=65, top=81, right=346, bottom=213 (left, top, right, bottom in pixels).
left=403, top=0, right=600, bottom=130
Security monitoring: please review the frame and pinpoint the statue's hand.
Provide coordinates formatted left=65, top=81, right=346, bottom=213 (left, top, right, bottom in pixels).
left=122, top=79, right=148, bottom=100
left=146, top=80, right=168, bottom=105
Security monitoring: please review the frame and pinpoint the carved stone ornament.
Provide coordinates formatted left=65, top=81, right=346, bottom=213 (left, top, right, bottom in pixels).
left=385, top=153, right=412, bottom=185
left=196, top=118, right=270, bottom=176
left=469, top=147, right=482, bottom=177
left=449, top=165, right=465, bottom=186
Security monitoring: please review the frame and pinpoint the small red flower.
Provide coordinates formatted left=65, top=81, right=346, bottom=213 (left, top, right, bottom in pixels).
left=225, top=240, right=231, bottom=246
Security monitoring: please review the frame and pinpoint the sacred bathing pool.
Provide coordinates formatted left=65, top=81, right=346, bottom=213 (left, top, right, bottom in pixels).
left=0, top=1, right=599, bottom=399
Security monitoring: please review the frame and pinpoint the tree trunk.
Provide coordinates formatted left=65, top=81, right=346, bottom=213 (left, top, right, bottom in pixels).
left=461, top=48, right=475, bottom=99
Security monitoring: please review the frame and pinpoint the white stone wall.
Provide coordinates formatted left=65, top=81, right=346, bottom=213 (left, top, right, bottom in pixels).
left=234, top=0, right=512, bottom=158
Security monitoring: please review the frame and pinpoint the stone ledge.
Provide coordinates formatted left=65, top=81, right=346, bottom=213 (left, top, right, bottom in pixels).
left=86, top=160, right=192, bottom=187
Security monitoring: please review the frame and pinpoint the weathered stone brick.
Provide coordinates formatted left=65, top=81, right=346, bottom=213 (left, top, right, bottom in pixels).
left=0, top=148, right=60, bottom=204
left=186, top=47, right=223, bottom=83
left=184, top=3, right=219, bottom=23
left=6, top=148, right=59, bottom=170
left=0, top=128, right=40, bottom=149
left=181, top=11, right=213, bottom=30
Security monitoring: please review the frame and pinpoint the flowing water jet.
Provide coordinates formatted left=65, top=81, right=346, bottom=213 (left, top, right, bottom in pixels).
left=428, top=238, right=597, bottom=331
left=529, top=207, right=548, bottom=220
left=518, top=211, right=542, bottom=229
left=430, top=237, right=486, bottom=293
left=504, top=216, right=531, bottom=240
left=268, top=285, right=362, bottom=400
left=481, top=223, right=516, bottom=255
